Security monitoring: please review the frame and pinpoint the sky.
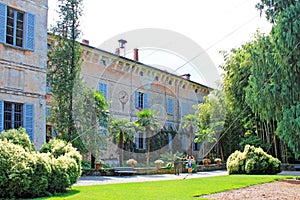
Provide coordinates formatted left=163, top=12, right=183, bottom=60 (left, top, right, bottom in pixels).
left=48, top=0, right=272, bottom=86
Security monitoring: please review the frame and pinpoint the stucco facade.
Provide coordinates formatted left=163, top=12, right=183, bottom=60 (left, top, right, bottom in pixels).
left=78, top=42, right=212, bottom=165
left=0, top=0, right=48, bottom=149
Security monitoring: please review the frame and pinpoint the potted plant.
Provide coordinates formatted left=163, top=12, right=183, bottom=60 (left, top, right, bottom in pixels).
left=95, top=160, right=104, bottom=170
left=214, top=158, right=222, bottom=165
left=154, top=160, right=164, bottom=169
left=202, top=158, right=211, bottom=166
left=126, top=159, right=137, bottom=168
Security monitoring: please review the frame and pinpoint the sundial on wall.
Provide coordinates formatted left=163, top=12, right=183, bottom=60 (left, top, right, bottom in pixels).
left=119, top=90, right=129, bottom=104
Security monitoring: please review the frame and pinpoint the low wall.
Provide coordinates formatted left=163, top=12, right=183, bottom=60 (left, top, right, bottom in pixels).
left=81, top=164, right=227, bottom=176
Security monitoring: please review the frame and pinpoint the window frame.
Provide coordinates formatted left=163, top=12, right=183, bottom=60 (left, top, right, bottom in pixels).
left=135, top=91, right=148, bottom=109
left=4, top=101, right=23, bottom=130
left=0, top=100, right=34, bottom=141
left=0, top=2, right=35, bottom=51
left=99, top=82, right=107, bottom=99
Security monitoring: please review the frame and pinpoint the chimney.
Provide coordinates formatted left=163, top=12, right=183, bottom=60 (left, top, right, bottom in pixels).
left=181, top=73, right=191, bottom=80
left=82, top=39, right=89, bottom=45
left=115, top=48, right=120, bottom=55
left=134, top=48, right=139, bottom=62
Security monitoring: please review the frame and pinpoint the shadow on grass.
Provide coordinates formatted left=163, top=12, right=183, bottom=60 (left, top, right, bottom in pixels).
left=35, top=189, right=80, bottom=199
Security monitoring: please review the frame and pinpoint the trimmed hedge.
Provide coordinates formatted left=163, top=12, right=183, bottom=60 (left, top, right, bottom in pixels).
left=0, top=128, right=34, bottom=152
left=0, top=130, right=82, bottom=198
left=227, top=145, right=281, bottom=175
left=39, top=139, right=82, bottom=179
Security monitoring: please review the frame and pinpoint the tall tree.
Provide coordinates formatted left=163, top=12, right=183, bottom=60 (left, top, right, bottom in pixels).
left=109, top=119, right=136, bottom=167
left=194, top=90, right=226, bottom=159
left=247, top=1, right=300, bottom=159
left=221, top=0, right=300, bottom=160
left=135, top=109, right=160, bottom=167
left=75, top=88, right=110, bottom=167
left=47, top=0, right=84, bottom=150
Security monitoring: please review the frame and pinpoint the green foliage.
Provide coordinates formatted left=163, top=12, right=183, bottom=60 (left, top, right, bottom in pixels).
left=227, top=145, right=281, bottom=175
left=30, top=153, right=52, bottom=197
left=47, top=0, right=84, bottom=151
left=239, top=134, right=270, bottom=152
left=81, top=160, right=91, bottom=168
left=135, top=109, right=160, bottom=131
left=0, top=141, right=52, bottom=198
left=48, top=156, right=79, bottom=193
left=0, top=131, right=82, bottom=198
left=222, top=0, right=300, bottom=160
left=135, top=109, right=161, bottom=166
left=39, top=138, right=82, bottom=175
left=0, top=128, right=34, bottom=152
left=109, top=118, right=135, bottom=166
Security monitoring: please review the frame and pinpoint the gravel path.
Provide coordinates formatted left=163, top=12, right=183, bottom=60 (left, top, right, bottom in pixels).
left=200, top=179, right=300, bottom=200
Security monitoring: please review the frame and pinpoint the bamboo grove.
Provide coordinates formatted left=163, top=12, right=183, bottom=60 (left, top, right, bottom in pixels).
left=221, top=0, right=300, bottom=162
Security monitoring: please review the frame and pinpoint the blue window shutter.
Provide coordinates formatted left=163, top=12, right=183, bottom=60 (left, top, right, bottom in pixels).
left=103, top=83, right=107, bottom=99
left=25, top=12, right=35, bottom=51
left=135, top=133, right=139, bottom=149
left=135, top=91, right=139, bottom=108
left=0, top=100, right=3, bottom=132
left=99, top=82, right=107, bottom=99
left=0, top=2, right=6, bottom=44
left=24, top=104, right=34, bottom=141
left=51, top=127, right=56, bottom=137
left=182, top=102, right=186, bottom=116
left=167, top=99, right=173, bottom=114
left=143, top=93, right=148, bottom=108
left=46, top=106, right=51, bottom=117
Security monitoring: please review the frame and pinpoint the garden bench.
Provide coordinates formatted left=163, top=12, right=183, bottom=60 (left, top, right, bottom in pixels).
left=114, top=167, right=137, bottom=175
left=294, top=164, right=300, bottom=171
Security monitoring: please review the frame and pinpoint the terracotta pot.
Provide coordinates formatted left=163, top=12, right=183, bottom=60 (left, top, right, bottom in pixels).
left=96, top=163, right=102, bottom=170
left=156, top=163, right=162, bottom=169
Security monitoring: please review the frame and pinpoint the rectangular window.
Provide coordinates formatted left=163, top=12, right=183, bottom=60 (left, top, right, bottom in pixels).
left=135, top=91, right=148, bottom=109
left=193, top=142, right=200, bottom=151
left=135, top=132, right=146, bottom=150
left=4, top=102, right=23, bottom=130
left=0, top=101, right=34, bottom=141
left=167, top=98, right=173, bottom=115
left=6, top=7, right=24, bottom=47
left=0, top=3, right=35, bottom=50
left=138, top=133, right=144, bottom=149
left=99, top=82, right=107, bottom=99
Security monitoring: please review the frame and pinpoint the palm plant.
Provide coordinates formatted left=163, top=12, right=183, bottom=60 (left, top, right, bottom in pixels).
left=135, top=109, right=160, bottom=167
left=181, top=114, right=197, bottom=155
left=109, top=118, right=136, bottom=166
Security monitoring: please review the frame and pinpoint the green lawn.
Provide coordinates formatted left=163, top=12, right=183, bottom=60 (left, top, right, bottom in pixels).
left=36, top=175, right=291, bottom=200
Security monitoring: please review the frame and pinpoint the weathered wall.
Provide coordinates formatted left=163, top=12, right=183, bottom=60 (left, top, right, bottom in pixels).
left=0, top=0, right=48, bottom=149
left=79, top=44, right=211, bottom=165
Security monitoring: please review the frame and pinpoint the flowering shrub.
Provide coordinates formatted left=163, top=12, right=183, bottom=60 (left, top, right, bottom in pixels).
left=227, top=145, right=281, bottom=175
left=0, top=131, right=82, bottom=198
